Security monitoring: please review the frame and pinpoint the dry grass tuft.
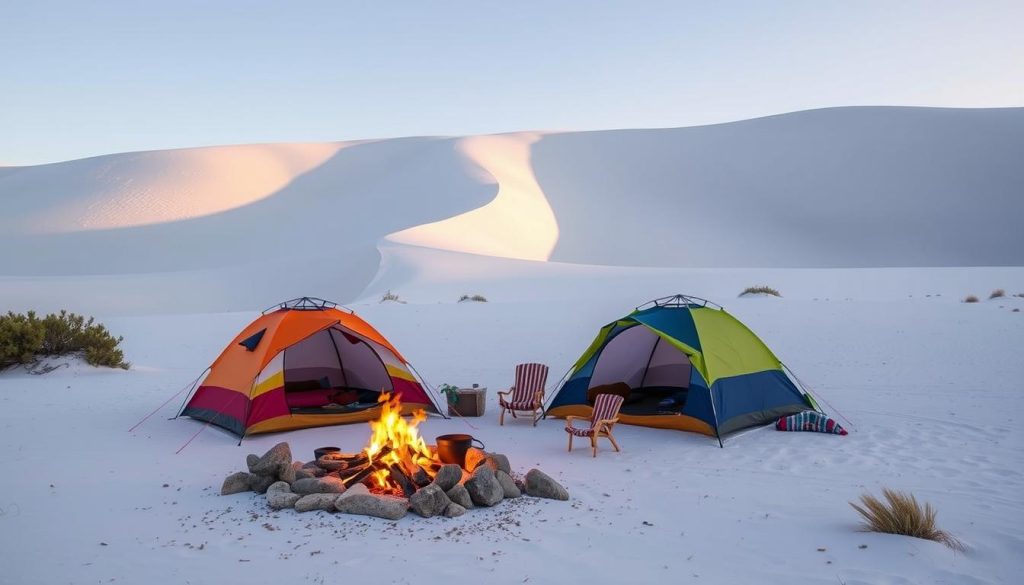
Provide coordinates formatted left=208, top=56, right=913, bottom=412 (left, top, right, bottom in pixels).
left=989, top=289, right=1006, bottom=299
left=379, top=290, right=406, bottom=304
left=962, top=295, right=979, bottom=303
left=850, top=488, right=964, bottom=551
left=740, top=285, right=781, bottom=297
left=457, top=294, right=488, bottom=303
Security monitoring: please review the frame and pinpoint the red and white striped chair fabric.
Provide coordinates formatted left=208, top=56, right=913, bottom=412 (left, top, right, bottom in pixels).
left=497, top=363, right=549, bottom=426
left=565, top=393, right=624, bottom=457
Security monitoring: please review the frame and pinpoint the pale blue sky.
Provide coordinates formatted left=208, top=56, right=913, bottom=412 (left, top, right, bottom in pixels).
left=2, top=0, right=1022, bottom=165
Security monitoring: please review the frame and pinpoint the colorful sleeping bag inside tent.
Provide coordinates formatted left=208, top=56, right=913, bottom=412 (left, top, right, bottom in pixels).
left=180, top=297, right=442, bottom=437
left=546, top=295, right=816, bottom=442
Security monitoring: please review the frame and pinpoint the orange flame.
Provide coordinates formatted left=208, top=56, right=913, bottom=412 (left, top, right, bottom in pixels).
left=362, top=392, right=439, bottom=490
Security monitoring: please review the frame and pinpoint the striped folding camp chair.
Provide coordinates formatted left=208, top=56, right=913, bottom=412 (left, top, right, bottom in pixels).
left=497, top=363, right=549, bottom=426
left=565, top=393, right=624, bottom=457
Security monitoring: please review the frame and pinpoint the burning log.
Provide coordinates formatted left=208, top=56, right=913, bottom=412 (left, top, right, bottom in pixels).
left=327, top=393, right=441, bottom=494
left=389, top=463, right=417, bottom=497
left=342, top=465, right=378, bottom=489
left=411, top=465, right=431, bottom=488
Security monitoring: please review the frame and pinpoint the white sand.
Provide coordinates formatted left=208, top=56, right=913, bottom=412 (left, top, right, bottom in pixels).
left=1, top=106, right=1022, bottom=584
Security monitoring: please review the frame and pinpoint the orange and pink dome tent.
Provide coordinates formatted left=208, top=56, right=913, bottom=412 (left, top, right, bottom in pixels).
left=178, top=298, right=443, bottom=437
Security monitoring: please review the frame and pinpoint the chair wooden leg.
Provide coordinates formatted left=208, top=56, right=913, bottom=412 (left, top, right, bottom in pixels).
left=532, top=407, right=539, bottom=426
left=499, top=406, right=505, bottom=426
left=591, top=435, right=597, bottom=457
left=606, top=431, right=621, bottom=452
left=567, top=433, right=573, bottom=451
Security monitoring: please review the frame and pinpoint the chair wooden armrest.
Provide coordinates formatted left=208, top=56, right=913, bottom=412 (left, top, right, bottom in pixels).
left=594, top=417, right=619, bottom=432
left=565, top=414, right=593, bottom=429
left=497, top=389, right=512, bottom=399
left=533, top=389, right=544, bottom=406
left=564, top=415, right=592, bottom=423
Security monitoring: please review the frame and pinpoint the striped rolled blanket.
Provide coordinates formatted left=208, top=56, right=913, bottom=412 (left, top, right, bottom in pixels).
left=776, top=411, right=847, bottom=435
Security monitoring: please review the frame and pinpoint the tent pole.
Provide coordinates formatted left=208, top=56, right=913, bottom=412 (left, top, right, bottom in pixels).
left=172, top=368, right=209, bottom=419
left=326, top=328, right=350, bottom=389
left=707, top=382, right=725, bottom=448
left=638, top=335, right=660, bottom=389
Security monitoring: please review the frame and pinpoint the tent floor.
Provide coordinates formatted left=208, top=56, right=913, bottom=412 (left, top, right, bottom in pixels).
left=619, top=386, right=688, bottom=416
left=288, top=402, right=381, bottom=415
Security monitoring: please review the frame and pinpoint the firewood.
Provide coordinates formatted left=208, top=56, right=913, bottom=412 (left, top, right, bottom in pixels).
left=342, top=465, right=378, bottom=488
left=411, top=466, right=431, bottom=487
left=389, top=464, right=417, bottom=497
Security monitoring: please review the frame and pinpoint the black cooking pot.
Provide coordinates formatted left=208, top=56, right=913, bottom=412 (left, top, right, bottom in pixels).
left=435, top=434, right=485, bottom=467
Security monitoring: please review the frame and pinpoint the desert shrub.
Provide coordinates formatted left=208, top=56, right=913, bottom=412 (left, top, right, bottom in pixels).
left=457, top=294, right=488, bottom=303
left=988, top=289, right=1005, bottom=299
left=0, top=310, right=128, bottom=370
left=0, top=311, right=45, bottom=368
left=850, top=488, right=964, bottom=551
left=379, top=290, right=406, bottom=304
left=963, top=295, right=979, bottom=303
left=740, top=285, right=781, bottom=297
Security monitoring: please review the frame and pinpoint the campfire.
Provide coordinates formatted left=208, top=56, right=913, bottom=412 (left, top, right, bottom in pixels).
left=221, top=391, right=571, bottom=520
left=318, top=393, right=441, bottom=495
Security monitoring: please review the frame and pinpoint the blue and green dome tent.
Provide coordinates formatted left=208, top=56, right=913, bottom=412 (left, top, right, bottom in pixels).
left=545, top=295, right=818, bottom=444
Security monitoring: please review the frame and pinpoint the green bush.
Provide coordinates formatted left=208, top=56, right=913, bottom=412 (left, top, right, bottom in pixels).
left=0, top=311, right=45, bottom=368
left=0, top=310, right=129, bottom=370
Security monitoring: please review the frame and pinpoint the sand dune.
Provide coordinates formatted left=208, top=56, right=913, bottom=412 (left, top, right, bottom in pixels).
left=1, top=106, right=1021, bottom=314
left=533, top=106, right=1024, bottom=267
left=389, top=132, right=559, bottom=261
left=0, top=143, right=347, bottom=235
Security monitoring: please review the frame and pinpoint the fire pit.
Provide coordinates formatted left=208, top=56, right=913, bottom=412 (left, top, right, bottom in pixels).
left=220, top=392, right=570, bottom=520
left=308, top=393, right=443, bottom=496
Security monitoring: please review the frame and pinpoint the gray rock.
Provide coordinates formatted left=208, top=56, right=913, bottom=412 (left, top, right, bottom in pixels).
left=337, top=483, right=370, bottom=499
left=300, top=462, right=326, bottom=477
left=265, top=482, right=300, bottom=509
left=443, top=502, right=466, bottom=518
left=335, top=493, right=408, bottom=520
left=221, top=471, right=251, bottom=495
left=294, top=493, right=340, bottom=513
left=248, top=473, right=277, bottom=494
left=292, top=477, right=346, bottom=495
left=489, top=454, right=512, bottom=475
left=268, top=491, right=301, bottom=510
left=251, top=442, right=292, bottom=475
left=446, top=484, right=474, bottom=509
left=294, top=467, right=319, bottom=481
left=432, top=464, right=463, bottom=491
left=525, top=469, right=569, bottom=500
left=408, top=484, right=451, bottom=518
left=464, top=466, right=504, bottom=507
left=495, top=470, right=521, bottom=498
left=266, top=481, right=291, bottom=493
left=246, top=454, right=260, bottom=472
left=317, top=476, right=346, bottom=493
left=292, top=477, right=323, bottom=495
left=278, top=462, right=296, bottom=484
